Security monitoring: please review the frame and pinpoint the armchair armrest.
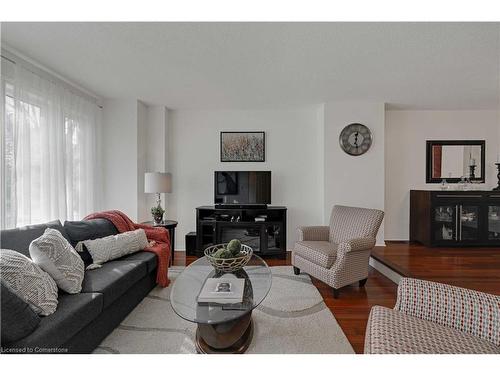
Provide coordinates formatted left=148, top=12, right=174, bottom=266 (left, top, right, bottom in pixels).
left=297, top=226, right=329, bottom=241
left=395, top=278, right=500, bottom=346
left=337, top=237, right=376, bottom=253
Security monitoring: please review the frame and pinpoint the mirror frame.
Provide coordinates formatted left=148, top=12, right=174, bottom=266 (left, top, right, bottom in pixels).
left=426, top=140, right=486, bottom=183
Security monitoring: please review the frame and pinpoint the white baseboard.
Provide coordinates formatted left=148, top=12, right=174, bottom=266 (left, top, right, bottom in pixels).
left=369, top=257, right=403, bottom=285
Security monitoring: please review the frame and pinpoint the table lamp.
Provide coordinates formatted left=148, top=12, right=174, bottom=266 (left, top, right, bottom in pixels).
left=145, top=172, right=172, bottom=224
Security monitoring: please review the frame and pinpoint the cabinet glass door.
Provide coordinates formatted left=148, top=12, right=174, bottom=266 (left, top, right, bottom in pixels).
left=459, top=205, right=480, bottom=241
left=433, top=205, right=457, bottom=242
left=219, top=225, right=262, bottom=253
left=487, top=205, right=500, bottom=241
left=265, top=224, right=282, bottom=253
left=200, top=223, right=216, bottom=249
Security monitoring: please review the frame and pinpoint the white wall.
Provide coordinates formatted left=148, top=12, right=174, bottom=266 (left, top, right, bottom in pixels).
left=323, top=102, right=386, bottom=245
left=144, top=106, right=171, bottom=215
left=137, top=101, right=149, bottom=222
left=385, top=110, right=499, bottom=240
left=102, top=99, right=171, bottom=222
left=102, top=99, right=138, bottom=219
left=168, top=106, right=325, bottom=249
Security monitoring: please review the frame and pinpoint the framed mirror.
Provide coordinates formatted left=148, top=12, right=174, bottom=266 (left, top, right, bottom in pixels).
left=426, top=140, right=485, bottom=183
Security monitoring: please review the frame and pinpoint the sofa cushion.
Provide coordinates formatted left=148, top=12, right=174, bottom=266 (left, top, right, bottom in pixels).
left=0, top=220, right=69, bottom=258
left=6, top=292, right=103, bottom=351
left=365, top=306, right=500, bottom=354
left=80, top=260, right=148, bottom=308
left=0, top=249, right=59, bottom=316
left=119, top=251, right=157, bottom=273
left=63, top=219, right=118, bottom=248
left=80, top=229, right=149, bottom=269
left=29, top=228, right=85, bottom=294
left=293, top=241, right=337, bottom=268
left=1, top=281, right=40, bottom=344
left=64, top=219, right=119, bottom=268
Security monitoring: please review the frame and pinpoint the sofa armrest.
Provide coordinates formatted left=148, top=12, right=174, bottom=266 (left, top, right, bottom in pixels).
left=394, top=277, right=500, bottom=346
left=337, top=237, right=376, bottom=253
left=297, top=226, right=329, bottom=241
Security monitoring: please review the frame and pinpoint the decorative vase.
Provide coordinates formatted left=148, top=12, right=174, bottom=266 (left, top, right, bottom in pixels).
left=153, top=214, right=163, bottom=225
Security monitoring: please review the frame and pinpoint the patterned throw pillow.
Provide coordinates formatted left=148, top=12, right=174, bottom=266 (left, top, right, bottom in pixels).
left=77, top=229, right=149, bottom=270
left=29, top=228, right=84, bottom=294
left=0, top=249, right=58, bottom=316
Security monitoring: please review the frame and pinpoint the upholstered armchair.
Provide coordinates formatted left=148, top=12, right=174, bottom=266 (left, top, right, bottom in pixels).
left=292, top=205, right=384, bottom=298
left=365, top=278, right=500, bottom=354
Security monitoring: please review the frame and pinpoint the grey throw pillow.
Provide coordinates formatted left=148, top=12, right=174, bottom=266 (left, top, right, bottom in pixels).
left=77, top=228, right=149, bottom=270
left=29, top=228, right=84, bottom=294
left=0, top=249, right=58, bottom=316
left=1, top=280, right=41, bottom=343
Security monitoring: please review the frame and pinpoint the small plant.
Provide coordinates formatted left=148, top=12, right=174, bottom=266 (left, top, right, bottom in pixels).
left=151, top=206, right=165, bottom=216
left=151, top=206, right=165, bottom=224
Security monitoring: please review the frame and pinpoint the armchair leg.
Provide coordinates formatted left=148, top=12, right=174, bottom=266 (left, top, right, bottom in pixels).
left=293, top=266, right=300, bottom=275
left=332, top=288, right=340, bottom=299
left=359, top=278, right=368, bottom=287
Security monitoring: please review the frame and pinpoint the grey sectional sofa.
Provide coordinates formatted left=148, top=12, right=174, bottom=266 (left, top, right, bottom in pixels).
left=1, top=219, right=158, bottom=353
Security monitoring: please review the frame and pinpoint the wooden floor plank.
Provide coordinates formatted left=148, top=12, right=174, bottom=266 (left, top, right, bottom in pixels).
left=372, top=242, right=500, bottom=295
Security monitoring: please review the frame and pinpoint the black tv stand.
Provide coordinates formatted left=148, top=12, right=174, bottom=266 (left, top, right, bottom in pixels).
left=194, top=205, right=287, bottom=259
left=215, top=204, right=268, bottom=209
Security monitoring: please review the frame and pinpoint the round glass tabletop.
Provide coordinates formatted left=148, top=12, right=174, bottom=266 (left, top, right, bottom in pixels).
left=170, top=254, right=272, bottom=325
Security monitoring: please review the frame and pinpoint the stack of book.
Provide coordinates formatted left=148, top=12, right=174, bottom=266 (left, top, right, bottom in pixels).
left=198, top=277, right=245, bottom=304
left=254, top=214, right=267, bottom=222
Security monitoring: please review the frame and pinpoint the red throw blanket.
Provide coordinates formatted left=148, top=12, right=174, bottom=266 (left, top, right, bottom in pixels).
left=84, top=210, right=170, bottom=287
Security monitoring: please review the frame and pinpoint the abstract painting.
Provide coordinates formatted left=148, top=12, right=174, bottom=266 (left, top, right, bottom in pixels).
left=220, top=131, right=265, bottom=162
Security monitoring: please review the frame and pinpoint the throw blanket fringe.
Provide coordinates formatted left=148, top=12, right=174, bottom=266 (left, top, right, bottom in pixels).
left=84, top=210, right=171, bottom=287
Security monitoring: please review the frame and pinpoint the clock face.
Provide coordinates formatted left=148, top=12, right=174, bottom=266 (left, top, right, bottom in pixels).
left=339, top=123, right=373, bottom=156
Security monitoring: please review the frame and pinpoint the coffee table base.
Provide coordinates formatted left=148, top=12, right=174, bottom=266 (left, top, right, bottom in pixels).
left=195, top=313, right=253, bottom=354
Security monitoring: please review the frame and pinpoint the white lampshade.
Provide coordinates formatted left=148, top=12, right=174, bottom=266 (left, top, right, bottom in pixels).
left=145, top=172, right=172, bottom=193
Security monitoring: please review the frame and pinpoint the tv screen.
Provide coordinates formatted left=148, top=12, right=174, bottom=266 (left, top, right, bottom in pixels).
left=214, top=171, right=271, bottom=205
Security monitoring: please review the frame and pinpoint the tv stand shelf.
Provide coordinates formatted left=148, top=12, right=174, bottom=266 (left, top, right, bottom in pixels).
left=194, top=206, right=287, bottom=258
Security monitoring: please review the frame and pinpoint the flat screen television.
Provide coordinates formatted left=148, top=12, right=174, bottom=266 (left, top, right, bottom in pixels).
left=214, top=171, right=271, bottom=206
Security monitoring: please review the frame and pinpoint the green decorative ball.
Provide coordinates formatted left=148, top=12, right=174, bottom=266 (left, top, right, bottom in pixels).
left=227, top=239, right=242, bottom=255
left=218, top=249, right=233, bottom=259
left=213, top=248, right=227, bottom=258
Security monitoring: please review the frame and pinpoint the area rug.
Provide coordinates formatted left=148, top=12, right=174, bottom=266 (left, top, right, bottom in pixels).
left=94, top=266, right=354, bottom=354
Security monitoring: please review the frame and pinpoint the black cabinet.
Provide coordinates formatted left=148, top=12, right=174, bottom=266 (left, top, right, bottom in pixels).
left=410, top=190, right=500, bottom=247
left=195, top=206, right=287, bottom=258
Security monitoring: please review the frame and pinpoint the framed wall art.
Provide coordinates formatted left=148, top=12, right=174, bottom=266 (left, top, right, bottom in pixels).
left=220, top=131, right=265, bottom=162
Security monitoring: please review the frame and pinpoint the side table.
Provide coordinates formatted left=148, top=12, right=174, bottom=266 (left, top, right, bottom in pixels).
left=142, top=220, right=178, bottom=265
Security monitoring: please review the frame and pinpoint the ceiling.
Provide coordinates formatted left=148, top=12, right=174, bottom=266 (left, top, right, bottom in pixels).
left=1, top=22, right=499, bottom=110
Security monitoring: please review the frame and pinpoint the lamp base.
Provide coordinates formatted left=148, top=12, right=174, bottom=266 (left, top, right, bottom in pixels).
left=151, top=193, right=165, bottom=224
left=493, top=163, right=500, bottom=191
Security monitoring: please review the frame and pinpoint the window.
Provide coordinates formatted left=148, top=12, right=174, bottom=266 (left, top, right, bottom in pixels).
left=1, top=57, right=100, bottom=229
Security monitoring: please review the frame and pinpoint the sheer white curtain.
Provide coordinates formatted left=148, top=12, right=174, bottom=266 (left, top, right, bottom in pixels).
left=1, top=57, right=101, bottom=228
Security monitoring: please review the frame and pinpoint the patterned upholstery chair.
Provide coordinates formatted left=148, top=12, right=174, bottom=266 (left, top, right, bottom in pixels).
left=365, top=278, right=500, bottom=354
left=292, top=205, right=384, bottom=298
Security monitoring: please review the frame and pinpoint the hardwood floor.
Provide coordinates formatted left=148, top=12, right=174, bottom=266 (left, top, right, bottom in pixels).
left=172, top=251, right=398, bottom=354
left=372, top=242, right=500, bottom=295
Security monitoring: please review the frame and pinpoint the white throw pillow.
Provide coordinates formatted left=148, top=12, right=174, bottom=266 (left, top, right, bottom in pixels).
left=0, top=249, right=58, bottom=316
left=29, top=228, right=84, bottom=294
left=77, top=229, right=149, bottom=270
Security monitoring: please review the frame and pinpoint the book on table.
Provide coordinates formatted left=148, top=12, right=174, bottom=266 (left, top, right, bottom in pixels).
left=198, top=277, right=245, bottom=304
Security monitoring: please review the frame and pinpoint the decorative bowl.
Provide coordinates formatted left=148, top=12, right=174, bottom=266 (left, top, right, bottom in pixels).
left=204, top=243, right=253, bottom=273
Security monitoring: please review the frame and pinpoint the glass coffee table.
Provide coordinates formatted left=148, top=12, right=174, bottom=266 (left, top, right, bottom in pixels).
left=170, top=254, right=272, bottom=353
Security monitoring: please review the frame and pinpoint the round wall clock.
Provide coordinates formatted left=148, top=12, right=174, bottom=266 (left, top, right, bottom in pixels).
left=339, top=123, right=373, bottom=156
